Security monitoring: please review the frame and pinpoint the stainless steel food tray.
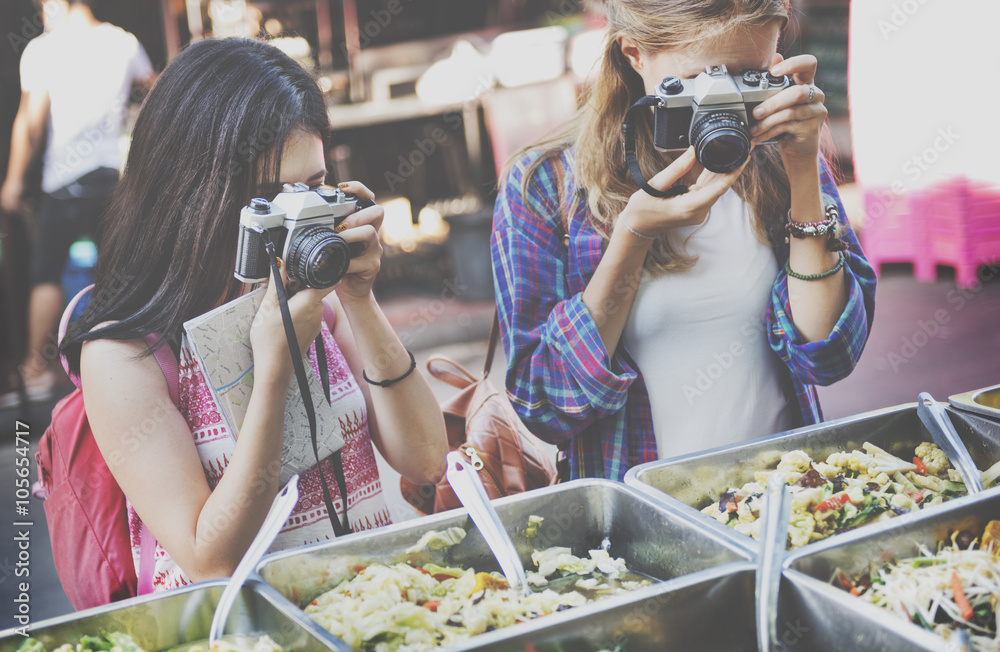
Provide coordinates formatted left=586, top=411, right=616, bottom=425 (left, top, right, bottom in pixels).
left=779, top=488, right=1000, bottom=651
left=256, top=479, right=754, bottom=650
left=0, top=580, right=345, bottom=652
left=440, top=562, right=938, bottom=652
left=460, top=563, right=759, bottom=652
left=951, top=382, right=1000, bottom=422
left=624, top=402, right=1000, bottom=553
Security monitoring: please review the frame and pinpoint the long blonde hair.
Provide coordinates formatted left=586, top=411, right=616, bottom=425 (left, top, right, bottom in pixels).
left=516, top=0, right=797, bottom=273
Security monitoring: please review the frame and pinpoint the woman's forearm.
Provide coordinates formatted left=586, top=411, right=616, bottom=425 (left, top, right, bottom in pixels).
left=340, top=292, right=447, bottom=485
left=785, top=164, right=849, bottom=342
left=187, top=371, right=290, bottom=580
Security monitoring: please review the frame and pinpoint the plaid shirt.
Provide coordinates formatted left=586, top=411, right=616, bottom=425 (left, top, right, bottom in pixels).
left=491, top=149, right=877, bottom=481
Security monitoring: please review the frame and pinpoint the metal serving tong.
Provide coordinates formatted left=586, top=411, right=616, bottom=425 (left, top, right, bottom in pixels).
left=757, top=471, right=793, bottom=652
left=209, top=474, right=300, bottom=646
left=445, top=450, right=529, bottom=594
left=917, top=392, right=984, bottom=494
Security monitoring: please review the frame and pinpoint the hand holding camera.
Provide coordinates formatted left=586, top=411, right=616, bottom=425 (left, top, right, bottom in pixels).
left=238, top=180, right=384, bottom=378
left=747, top=53, right=827, bottom=168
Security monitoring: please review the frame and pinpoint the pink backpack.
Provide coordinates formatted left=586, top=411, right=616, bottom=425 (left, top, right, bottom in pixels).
left=33, top=286, right=178, bottom=609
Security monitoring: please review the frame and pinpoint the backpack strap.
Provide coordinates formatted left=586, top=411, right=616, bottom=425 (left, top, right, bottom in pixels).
left=59, top=285, right=177, bottom=595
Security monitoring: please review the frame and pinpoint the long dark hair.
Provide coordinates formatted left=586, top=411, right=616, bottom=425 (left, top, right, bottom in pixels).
left=62, top=37, right=329, bottom=374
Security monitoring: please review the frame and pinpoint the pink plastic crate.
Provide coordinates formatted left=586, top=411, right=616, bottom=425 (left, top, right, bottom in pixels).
left=861, top=187, right=934, bottom=283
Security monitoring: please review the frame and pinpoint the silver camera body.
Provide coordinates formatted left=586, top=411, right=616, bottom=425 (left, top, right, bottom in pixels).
left=235, top=183, right=359, bottom=289
left=652, top=64, right=790, bottom=172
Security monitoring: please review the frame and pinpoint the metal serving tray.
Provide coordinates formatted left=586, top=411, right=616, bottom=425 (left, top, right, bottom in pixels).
left=460, top=563, right=759, bottom=652
left=950, top=382, right=1000, bottom=423
left=462, top=563, right=938, bottom=652
left=624, top=403, right=1000, bottom=552
left=779, top=489, right=1000, bottom=651
left=0, top=580, right=344, bottom=652
left=256, top=479, right=753, bottom=650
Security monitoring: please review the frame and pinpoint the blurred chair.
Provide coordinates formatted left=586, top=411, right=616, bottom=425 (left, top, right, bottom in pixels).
left=482, top=76, right=578, bottom=175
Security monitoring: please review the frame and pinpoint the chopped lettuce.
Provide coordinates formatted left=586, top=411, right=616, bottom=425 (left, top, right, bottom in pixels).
left=404, top=527, right=467, bottom=554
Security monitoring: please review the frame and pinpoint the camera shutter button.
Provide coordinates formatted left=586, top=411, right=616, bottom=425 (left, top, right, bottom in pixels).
left=250, top=198, right=270, bottom=213
left=658, top=77, right=684, bottom=95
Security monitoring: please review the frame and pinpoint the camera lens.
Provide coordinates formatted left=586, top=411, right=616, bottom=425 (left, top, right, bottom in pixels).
left=690, top=111, right=752, bottom=174
left=285, top=226, right=352, bottom=289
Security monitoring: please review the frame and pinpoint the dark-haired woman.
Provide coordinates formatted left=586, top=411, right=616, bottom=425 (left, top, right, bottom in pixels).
left=61, top=38, right=447, bottom=590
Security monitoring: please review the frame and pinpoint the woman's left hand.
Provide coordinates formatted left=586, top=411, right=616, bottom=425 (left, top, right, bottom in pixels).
left=331, top=181, right=384, bottom=305
left=749, top=53, right=827, bottom=166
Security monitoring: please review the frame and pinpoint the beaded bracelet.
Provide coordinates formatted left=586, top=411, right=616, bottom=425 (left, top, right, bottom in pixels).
left=786, top=251, right=845, bottom=281
left=363, top=349, right=417, bottom=387
left=786, top=204, right=849, bottom=252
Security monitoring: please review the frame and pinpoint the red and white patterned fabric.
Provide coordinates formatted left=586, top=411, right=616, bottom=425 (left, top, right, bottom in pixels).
left=127, top=316, right=391, bottom=591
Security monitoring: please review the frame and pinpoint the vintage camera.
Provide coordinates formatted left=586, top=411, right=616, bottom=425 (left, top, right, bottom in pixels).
left=648, top=64, right=790, bottom=173
left=235, top=183, right=364, bottom=289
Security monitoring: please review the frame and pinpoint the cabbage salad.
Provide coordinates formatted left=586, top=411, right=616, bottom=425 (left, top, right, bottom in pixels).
left=305, top=547, right=651, bottom=652
left=17, top=633, right=283, bottom=652
left=701, top=442, right=968, bottom=548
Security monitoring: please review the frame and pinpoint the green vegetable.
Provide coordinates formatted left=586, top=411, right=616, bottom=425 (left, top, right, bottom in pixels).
left=911, top=610, right=934, bottom=631
left=422, top=563, right=464, bottom=578
left=404, top=527, right=467, bottom=554
left=103, top=632, right=144, bottom=652
left=838, top=496, right=887, bottom=530
left=911, top=557, right=945, bottom=568
left=79, top=636, right=113, bottom=652
left=941, top=480, right=967, bottom=497
left=16, top=639, right=46, bottom=652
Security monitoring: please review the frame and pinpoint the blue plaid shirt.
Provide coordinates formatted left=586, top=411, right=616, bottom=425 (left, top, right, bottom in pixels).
left=491, top=149, right=877, bottom=481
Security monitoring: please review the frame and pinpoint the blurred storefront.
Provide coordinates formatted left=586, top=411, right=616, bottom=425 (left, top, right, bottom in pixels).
left=5, top=0, right=856, bottom=301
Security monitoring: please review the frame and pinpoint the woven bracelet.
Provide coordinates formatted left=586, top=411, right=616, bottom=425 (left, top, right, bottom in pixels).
left=786, top=251, right=846, bottom=281
left=363, top=349, right=417, bottom=387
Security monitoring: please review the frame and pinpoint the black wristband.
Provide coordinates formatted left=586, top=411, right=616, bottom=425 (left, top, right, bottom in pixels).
left=363, top=350, right=416, bottom=388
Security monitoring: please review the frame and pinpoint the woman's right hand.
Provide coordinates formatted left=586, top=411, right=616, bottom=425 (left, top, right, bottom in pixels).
left=249, top=261, right=328, bottom=381
left=619, top=147, right=748, bottom=238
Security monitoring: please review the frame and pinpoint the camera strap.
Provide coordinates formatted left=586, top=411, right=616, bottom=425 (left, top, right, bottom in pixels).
left=622, top=95, right=689, bottom=199
left=264, top=240, right=351, bottom=537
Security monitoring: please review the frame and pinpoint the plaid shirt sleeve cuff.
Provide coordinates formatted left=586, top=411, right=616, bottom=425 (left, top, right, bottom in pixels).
left=769, top=250, right=871, bottom=386
left=544, top=292, right=637, bottom=414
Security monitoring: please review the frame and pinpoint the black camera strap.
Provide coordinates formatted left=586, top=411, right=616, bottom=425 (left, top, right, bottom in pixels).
left=622, top=95, right=689, bottom=199
left=263, top=240, right=350, bottom=537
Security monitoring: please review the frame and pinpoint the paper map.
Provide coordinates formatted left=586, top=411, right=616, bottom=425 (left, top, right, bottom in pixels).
left=182, top=288, right=344, bottom=483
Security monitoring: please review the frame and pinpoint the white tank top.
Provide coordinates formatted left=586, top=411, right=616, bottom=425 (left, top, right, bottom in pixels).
left=622, top=188, right=795, bottom=459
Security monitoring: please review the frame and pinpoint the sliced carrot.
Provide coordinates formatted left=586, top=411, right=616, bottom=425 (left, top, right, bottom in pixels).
left=422, top=600, right=441, bottom=611
left=913, top=457, right=928, bottom=474
left=951, top=572, right=974, bottom=621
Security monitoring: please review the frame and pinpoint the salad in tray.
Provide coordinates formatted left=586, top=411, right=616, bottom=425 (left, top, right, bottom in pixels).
left=701, top=441, right=969, bottom=548
left=835, top=520, right=1000, bottom=651
left=17, top=634, right=282, bottom=652
left=304, top=541, right=652, bottom=652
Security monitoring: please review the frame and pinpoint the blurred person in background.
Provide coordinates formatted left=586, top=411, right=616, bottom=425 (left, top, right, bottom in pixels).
left=491, top=0, right=876, bottom=480
left=0, top=0, right=155, bottom=406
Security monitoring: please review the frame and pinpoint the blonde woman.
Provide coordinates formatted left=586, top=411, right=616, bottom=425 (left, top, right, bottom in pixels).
left=491, top=0, right=876, bottom=480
